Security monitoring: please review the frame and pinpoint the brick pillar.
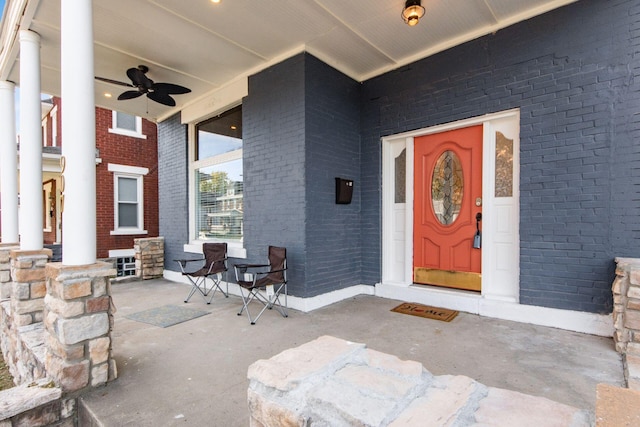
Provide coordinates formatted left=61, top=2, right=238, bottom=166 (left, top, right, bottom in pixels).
left=134, top=237, right=164, bottom=280
left=44, top=261, right=117, bottom=393
left=0, top=243, right=19, bottom=299
left=10, top=249, right=52, bottom=327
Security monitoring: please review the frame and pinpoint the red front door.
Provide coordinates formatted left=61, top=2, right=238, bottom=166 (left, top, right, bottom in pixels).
left=413, top=125, right=483, bottom=291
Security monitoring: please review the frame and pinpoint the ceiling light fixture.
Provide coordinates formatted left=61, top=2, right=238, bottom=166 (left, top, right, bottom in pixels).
left=402, top=0, right=425, bottom=27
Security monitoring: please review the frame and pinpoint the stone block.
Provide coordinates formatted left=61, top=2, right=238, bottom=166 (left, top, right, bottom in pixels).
left=30, top=281, right=46, bottom=299
left=13, top=268, right=46, bottom=283
left=248, top=335, right=364, bottom=392
left=247, top=388, right=307, bottom=427
left=0, top=281, right=11, bottom=299
left=14, top=313, right=33, bottom=327
left=12, top=259, right=33, bottom=269
left=57, top=313, right=109, bottom=345
left=44, top=294, right=84, bottom=318
left=45, top=334, right=84, bottom=361
left=627, top=342, right=640, bottom=356
left=629, top=286, right=640, bottom=300
left=625, top=311, right=640, bottom=331
left=390, top=375, right=480, bottom=426
left=474, top=387, right=590, bottom=426
left=61, top=398, right=76, bottom=419
left=12, top=401, right=60, bottom=427
left=86, top=296, right=110, bottom=313
left=628, top=299, right=640, bottom=311
left=13, top=298, right=44, bottom=315
left=109, top=359, right=118, bottom=381
left=89, top=337, right=111, bottom=364
left=0, top=270, right=11, bottom=282
left=311, top=373, right=404, bottom=425
left=12, top=282, right=30, bottom=300
left=596, top=383, right=640, bottom=426
left=366, top=349, right=425, bottom=377
left=613, top=276, right=624, bottom=295
left=631, top=269, right=640, bottom=286
left=47, top=356, right=90, bottom=393
left=91, top=363, right=109, bottom=387
left=336, top=364, right=421, bottom=399
left=92, top=278, right=107, bottom=297
left=0, top=378, right=61, bottom=420
left=61, top=280, right=92, bottom=300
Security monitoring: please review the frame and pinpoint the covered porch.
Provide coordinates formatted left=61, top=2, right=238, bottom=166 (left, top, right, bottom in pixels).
left=79, top=278, right=622, bottom=425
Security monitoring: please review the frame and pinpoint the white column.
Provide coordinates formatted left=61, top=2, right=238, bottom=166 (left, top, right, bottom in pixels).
left=61, top=0, right=96, bottom=265
left=0, top=81, right=19, bottom=244
left=19, top=30, right=43, bottom=250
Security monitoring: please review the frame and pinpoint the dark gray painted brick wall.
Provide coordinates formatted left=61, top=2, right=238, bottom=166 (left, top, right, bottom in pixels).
left=361, top=0, right=639, bottom=313
left=157, top=0, right=638, bottom=313
left=304, top=54, right=362, bottom=297
left=157, top=113, right=189, bottom=271
left=242, top=55, right=307, bottom=295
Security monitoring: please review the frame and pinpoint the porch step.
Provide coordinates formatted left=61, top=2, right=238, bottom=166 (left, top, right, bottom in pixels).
left=247, top=335, right=593, bottom=426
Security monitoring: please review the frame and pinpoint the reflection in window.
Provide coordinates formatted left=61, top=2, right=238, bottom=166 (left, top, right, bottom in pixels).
left=195, top=106, right=243, bottom=241
left=495, top=132, right=513, bottom=197
left=395, top=149, right=406, bottom=203
left=431, top=150, right=463, bottom=225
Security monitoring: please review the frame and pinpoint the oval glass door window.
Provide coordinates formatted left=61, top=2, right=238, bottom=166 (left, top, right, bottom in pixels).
left=431, top=150, right=463, bottom=225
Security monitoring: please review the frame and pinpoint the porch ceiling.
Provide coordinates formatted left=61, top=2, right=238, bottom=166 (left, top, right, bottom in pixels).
left=0, top=0, right=576, bottom=122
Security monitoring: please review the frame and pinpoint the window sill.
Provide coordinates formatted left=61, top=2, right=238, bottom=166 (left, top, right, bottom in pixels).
left=108, top=128, right=147, bottom=140
left=110, top=229, right=148, bottom=236
left=184, top=240, right=246, bottom=259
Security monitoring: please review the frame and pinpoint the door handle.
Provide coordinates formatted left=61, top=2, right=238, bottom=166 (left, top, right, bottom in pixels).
left=473, top=212, right=482, bottom=249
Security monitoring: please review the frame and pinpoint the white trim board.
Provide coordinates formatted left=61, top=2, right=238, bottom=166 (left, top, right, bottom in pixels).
left=375, top=282, right=612, bottom=337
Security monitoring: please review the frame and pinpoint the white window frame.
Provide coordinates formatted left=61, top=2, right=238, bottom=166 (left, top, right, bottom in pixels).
left=108, top=111, right=147, bottom=139
left=51, top=106, right=58, bottom=147
left=42, top=117, right=47, bottom=147
left=187, top=124, right=246, bottom=258
left=108, top=163, right=148, bottom=235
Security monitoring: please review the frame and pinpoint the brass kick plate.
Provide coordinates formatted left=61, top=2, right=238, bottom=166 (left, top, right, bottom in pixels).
left=414, top=268, right=481, bottom=292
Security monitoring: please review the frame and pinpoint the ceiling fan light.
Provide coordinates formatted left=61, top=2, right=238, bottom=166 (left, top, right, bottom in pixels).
left=402, top=0, right=425, bottom=26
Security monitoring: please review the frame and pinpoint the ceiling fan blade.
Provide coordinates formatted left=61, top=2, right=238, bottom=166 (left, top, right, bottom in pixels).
left=152, top=82, right=191, bottom=95
left=118, top=90, right=144, bottom=100
left=126, top=67, right=152, bottom=89
left=147, top=91, right=176, bottom=106
left=95, top=76, right=134, bottom=88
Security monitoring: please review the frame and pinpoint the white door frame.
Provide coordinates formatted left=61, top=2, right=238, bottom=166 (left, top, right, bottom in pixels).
left=381, top=109, right=520, bottom=305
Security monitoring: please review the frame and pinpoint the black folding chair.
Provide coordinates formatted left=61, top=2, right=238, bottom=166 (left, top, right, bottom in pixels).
left=175, top=243, right=228, bottom=304
left=234, top=246, right=288, bottom=324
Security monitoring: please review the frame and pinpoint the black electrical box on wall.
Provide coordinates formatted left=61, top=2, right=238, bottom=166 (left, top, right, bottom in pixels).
left=335, top=177, right=353, bottom=204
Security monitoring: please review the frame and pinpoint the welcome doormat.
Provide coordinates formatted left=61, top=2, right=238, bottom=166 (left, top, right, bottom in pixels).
left=391, top=302, right=458, bottom=322
left=126, top=304, right=210, bottom=328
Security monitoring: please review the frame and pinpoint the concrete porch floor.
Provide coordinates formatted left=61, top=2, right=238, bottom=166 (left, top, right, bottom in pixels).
left=81, top=278, right=624, bottom=426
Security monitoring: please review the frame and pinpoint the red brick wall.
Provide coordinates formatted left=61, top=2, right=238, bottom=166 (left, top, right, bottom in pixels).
left=94, top=107, right=159, bottom=259
left=50, top=98, right=159, bottom=258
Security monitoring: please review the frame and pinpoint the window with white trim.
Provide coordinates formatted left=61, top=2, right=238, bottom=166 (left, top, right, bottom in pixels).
left=193, top=105, right=243, bottom=241
left=108, top=164, right=148, bottom=235
left=109, top=111, right=147, bottom=139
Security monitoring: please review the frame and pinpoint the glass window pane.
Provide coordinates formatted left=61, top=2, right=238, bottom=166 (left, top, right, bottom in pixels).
left=431, top=150, right=463, bottom=226
left=495, top=131, right=514, bottom=197
left=196, top=105, right=242, bottom=159
left=118, top=177, right=138, bottom=202
left=395, top=149, right=406, bottom=203
left=118, top=204, right=138, bottom=227
left=196, top=158, right=243, bottom=240
left=116, top=112, right=137, bottom=131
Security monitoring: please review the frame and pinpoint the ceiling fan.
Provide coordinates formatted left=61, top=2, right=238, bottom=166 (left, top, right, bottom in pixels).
left=95, top=65, right=191, bottom=107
